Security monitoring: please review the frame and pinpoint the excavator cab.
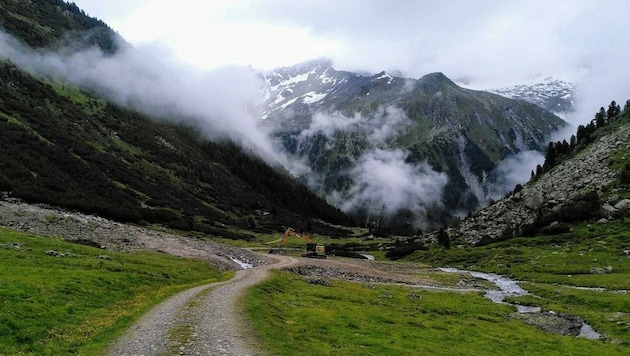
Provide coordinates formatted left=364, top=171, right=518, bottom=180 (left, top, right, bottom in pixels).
left=302, top=243, right=326, bottom=259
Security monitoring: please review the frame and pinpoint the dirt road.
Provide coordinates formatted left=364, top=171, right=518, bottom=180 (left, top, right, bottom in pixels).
left=106, top=254, right=298, bottom=355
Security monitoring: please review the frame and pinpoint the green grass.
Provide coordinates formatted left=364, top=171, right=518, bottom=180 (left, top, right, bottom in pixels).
left=245, top=271, right=625, bottom=355
left=0, top=227, right=232, bottom=355
left=510, top=283, right=630, bottom=343
left=407, top=220, right=630, bottom=289
left=245, top=220, right=630, bottom=354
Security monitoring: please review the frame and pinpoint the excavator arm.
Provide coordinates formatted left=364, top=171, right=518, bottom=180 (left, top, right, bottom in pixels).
left=278, top=228, right=326, bottom=259
left=282, top=228, right=313, bottom=245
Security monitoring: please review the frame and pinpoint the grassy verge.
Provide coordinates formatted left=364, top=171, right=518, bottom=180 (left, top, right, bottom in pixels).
left=245, top=220, right=629, bottom=354
left=0, top=227, right=231, bottom=355
left=245, top=271, right=625, bottom=355
left=404, top=219, right=630, bottom=345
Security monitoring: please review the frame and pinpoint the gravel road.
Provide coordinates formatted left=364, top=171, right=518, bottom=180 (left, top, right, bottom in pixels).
left=105, top=255, right=298, bottom=356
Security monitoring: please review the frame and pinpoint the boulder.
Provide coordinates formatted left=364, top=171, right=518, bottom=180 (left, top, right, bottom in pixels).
left=590, top=267, right=607, bottom=274
left=507, top=312, right=583, bottom=336
left=614, top=199, right=630, bottom=211
left=308, top=278, right=331, bottom=287
left=600, top=203, right=617, bottom=217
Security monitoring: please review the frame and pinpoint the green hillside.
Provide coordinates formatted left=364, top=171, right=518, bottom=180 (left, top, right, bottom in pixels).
left=0, top=0, right=353, bottom=237
left=0, top=0, right=121, bottom=53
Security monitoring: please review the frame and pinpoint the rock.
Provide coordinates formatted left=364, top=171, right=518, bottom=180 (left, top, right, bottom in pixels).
left=507, top=312, right=583, bottom=336
left=600, top=203, right=617, bottom=217
left=623, top=250, right=630, bottom=256
left=97, top=255, right=113, bottom=260
left=307, top=278, right=330, bottom=287
left=46, top=250, right=59, bottom=256
left=407, top=293, right=422, bottom=300
left=604, top=265, right=613, bottom=273
left=590, top=267, right=607, bottom=274
left=596, top=218, right=608, bottom=224
left=614, top=199, right=630, bottom=211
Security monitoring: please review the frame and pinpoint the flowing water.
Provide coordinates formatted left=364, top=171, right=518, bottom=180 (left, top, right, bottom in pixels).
left=439, top=267, right=600, bottom=339
left=229, top=256, right=253, bottom=269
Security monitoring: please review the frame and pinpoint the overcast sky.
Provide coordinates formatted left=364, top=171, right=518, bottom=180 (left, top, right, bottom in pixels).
left=73, top=0, right=629, bottom=123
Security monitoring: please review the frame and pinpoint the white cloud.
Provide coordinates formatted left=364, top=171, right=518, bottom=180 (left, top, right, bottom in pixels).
left=73, top=0, right=630, bottom=128
left=0, top=30, right=306, bottom=171
left=299, top=106, right=411, bottom=145
left=332, top=149, right=447, bottom=217
left=486, top=150, right=544, bottom=201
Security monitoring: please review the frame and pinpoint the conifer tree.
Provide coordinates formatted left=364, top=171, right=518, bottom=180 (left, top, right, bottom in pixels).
left=607, top=100, right=621, bottom=119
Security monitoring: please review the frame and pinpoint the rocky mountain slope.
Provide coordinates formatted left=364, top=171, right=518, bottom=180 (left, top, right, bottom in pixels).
left=260, top=60, right=568, bottom=230
left=441, top=106, right=630, bottom=245
left=0, top=0, right=352, bottom=237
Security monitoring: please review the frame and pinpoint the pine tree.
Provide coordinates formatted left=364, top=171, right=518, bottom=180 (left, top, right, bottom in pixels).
left=543, top=141, right=557, bottom=170
left=595, top=107, right=607, bottom=128
left=607, top=100, right=621, bottom=119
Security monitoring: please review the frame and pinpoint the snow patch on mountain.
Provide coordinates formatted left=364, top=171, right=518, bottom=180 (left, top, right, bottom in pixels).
left=487, top=77, right=576, bottom=115
left=302, top=91, right=327, bottom=104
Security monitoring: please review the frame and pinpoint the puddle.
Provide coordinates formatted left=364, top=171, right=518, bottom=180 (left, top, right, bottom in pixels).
left=229, top=257, right=253, bottom=269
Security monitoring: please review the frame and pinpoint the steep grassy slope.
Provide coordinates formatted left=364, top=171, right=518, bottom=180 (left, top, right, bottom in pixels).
left=0, top=0, right=353, bottom=236
left=0, top=61, right=352, bottom=236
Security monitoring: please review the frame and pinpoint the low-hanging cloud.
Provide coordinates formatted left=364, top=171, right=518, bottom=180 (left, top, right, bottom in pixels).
left=330, top=148, right=447, bottom=220
left=0, top=30, right=299, bottom=168
left=486, top=150, right=544, bottom=201
left=295, top=106, right=447, bottom=225
left=299, top=105, right=411, bottom=146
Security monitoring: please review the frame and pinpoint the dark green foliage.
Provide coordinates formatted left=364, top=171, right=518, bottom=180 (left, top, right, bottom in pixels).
left=0, top=0, right=122, bottom=53
left=538, top=223, right=571, bottom=235
left=385, top=241, right=428, bottom=260
left=521, top=192, right=601, bottom=236
left=0, top=61, right=352, bottom=236
left=535, top=99, right=629, bottom=179
left=620, top=162, right=630, bottom=185
left=437, top=226, right=451, bottom=249
left=595, top=107, right=607, bottom=128
left=607, top=100, right=621, bottom=119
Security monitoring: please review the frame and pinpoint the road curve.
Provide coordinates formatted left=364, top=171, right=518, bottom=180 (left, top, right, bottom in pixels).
left=106, top=254, right=299, bottom=355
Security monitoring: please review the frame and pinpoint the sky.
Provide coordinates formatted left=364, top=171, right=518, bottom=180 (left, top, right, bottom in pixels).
left=73, top=1, right=629, bottom=83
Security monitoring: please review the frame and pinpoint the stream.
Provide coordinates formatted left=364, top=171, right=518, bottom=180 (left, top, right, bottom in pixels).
left=229, top=256, right=253, bottom=269
left=439, top=268, right=601, bottom=340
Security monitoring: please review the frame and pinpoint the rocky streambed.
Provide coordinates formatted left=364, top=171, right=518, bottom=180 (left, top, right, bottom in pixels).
left=439, top=268, right=601, bottom=340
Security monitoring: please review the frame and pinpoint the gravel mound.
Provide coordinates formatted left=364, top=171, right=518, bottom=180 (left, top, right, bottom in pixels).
left=0, top=197, right=271, bottom=270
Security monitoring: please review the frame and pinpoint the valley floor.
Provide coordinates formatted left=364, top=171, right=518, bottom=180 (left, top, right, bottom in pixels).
left=1, top=197, right=628, bottom=355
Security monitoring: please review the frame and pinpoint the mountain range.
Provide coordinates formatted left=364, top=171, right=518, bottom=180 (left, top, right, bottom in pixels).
left=0, top=1, right=584, bottom=233
left=259, top=60, right=568, bottom=230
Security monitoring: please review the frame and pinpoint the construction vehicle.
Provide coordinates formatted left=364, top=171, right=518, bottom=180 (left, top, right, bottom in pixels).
left=280, top=228, right=326, bottom=259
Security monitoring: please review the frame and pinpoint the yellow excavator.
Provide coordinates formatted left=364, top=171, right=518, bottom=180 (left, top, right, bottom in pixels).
left=280, top=228, right=326, bottom=259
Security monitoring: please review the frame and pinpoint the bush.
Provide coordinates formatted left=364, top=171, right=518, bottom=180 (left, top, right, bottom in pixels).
left=539, top=223, right=571, bottom=235
left=620, top=162, right=630, bottom=185
left=386, top=242, right=428, bottom=260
